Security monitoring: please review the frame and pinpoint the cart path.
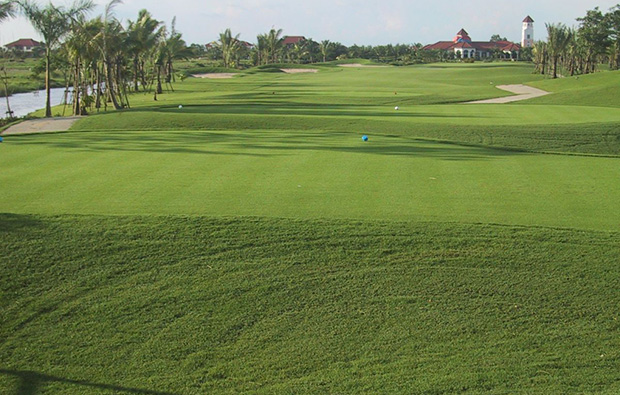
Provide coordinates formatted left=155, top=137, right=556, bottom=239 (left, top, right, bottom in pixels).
left=1, top=117, right=82, bottom=135
left=466, top=84, right=550, bottom=104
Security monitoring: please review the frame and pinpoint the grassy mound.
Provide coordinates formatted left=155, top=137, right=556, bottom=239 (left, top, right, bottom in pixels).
left=2, top=214, right=619, bottom=393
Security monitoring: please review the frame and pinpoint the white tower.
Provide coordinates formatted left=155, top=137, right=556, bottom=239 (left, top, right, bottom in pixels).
left=522, top=16, right=534, bottom=48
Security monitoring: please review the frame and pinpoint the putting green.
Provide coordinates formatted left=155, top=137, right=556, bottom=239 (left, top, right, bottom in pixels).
left=1, top=129, right=618, bottom=231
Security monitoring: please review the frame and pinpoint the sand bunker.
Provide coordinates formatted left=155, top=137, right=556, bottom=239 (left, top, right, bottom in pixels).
left=192, top=73, right=237, bottom=79
left=2, top=117, right=81, bottom=135
left=338, top=63, right=388, bottom=68
left=281, top=68, right=319, bottom=74
left=466, top=85, right=550, bottom=104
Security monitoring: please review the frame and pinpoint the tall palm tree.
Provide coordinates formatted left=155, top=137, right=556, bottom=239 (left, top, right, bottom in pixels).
left=126, top=9, right=162, bottom=91
left=17, top=0, right=94, bottom=117
left=266, top=28, right=283, bottom=63
left=546, top=23, right=572, bottom=79
left=255, top=33, right=270, bottom=65
left=219, top=28, right=240, bottom=68
left=0, top=1, right=16, bottom=118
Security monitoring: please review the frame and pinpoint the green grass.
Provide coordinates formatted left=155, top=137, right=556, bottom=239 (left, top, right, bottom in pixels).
left=1, top=129, right=619, bottom=231
left=0, top=57, right=63, bottom=96
left=67, top=64, right=620, bottom=155
left=2, top=62, right=620, bottom=393
left=2, top=215, right=619, bottom=394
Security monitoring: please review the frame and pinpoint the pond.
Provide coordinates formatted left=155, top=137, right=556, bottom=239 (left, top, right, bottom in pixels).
left=0, top=87, right=72, bottom=118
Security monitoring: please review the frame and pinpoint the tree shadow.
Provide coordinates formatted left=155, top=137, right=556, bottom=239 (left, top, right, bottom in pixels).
left=0, top=369, right=179, bottom=395
left=149, top=102, right=490, bottom=119
left=16, top=130, right=524, bottom=161
left=0, top=214, right=45, bottom=234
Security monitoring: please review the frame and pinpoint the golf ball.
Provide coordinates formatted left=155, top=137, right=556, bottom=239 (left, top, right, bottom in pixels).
left=395, top=106, right=399, bottom=110
left=178, top=105, right=183, bottom=109
left=362, top=135, right=368, bottom=141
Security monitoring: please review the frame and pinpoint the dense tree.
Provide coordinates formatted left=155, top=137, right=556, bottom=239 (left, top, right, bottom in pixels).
left=17, top=0, right=95, bottom=117
left=606, top=5, right=620, bottom=69
left=577, top=7, right=611, bottom=73
left=490, top=34, right=507, bottom=42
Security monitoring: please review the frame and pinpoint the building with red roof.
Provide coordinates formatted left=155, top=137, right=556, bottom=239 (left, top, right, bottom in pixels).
left=282, top=36, right=306, bottom=46
left=423, top=24, right=524, bottom=60
left=4, top=38, right=42, bottom=52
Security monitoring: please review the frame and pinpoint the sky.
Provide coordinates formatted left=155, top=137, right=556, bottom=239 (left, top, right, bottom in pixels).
left=1, top=0, right=619, bottom=47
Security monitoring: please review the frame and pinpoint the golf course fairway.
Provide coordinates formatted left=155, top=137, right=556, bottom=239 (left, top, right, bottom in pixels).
left=1, top=63, right=619, bottom=394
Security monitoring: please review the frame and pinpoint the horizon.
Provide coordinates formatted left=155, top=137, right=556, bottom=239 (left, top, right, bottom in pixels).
left=1, top=0, right=619, bottom=47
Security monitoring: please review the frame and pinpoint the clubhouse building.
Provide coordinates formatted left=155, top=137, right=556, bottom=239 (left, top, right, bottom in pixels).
left=422, top=17, right=534, bottom=60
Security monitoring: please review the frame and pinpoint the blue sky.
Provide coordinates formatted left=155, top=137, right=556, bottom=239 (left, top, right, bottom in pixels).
left=1, top=0, right=619, bottom=46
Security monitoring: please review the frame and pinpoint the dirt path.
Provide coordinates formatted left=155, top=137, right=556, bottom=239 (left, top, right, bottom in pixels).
left=1, top=117, right=82, bottom=135
left=467, top=85, right=550, bottom=104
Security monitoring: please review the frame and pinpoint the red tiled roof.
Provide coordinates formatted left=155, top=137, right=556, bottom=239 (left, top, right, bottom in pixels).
left=453, top=41, right=474, bottom=48
left=424, top=40, right=521, bottom=52
left=423, top=41, right=457, bottom=50
left=523, top=16, right=534, bottom=23
left=5, top=38, right=42, bottom=48
left=282, top=36, right=305, bottom=45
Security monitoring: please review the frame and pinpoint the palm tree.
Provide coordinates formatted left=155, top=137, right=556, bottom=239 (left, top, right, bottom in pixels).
left=546, top=23, right=572, bottom=79
left=532, top=41, right=548, bottom=75
left=0, top=1, right=16, bottom=118
left=0, top=1, right=16, bottom=21
left=266, top=28, right=283, bottom=63
left=126, top=9, right=162, bottom=91
left=219, top=28, right=240, bottom=68
left=160, top=17, right=188, bottom=90
left=17, top=0, right=94, bottom=117
left=255, top=33, right=268, bottom=65
left=319, top=40, right=331, bottom=62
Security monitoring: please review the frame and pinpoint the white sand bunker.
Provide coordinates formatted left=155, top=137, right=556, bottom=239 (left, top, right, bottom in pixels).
left=281, top=68, right=319, bottom=74
left=466, top=85, right=550, bottom=104
left=2, top=117, right=81, bottom=135
left=338, top=63, right=388, bottom=68
left=192, top=73, right=237, bottom=79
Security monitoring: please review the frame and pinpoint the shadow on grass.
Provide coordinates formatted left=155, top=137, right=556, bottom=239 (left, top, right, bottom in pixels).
left=150, top=102, right=490, bottom=119
left=16, top=130, right=524, bottom=161
left=0, top=369, right=178, bottom=395
left=0, top=214, right=45, bottom=234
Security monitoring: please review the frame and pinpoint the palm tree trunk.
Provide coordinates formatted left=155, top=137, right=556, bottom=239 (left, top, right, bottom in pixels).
left=45, top=49, right=52, bottom=118
left=105, top=60, right=122, bottom=109
left=133, top=57, right=139, bottom=92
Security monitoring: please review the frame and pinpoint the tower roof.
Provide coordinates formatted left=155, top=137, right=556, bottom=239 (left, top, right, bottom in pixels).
left=523, top=16, right=534, bottom=23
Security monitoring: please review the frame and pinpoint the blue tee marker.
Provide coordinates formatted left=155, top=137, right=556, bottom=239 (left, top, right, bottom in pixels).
left=0, top=136, right=3, bottom=143
left=362, top=135, right=368, bottom=142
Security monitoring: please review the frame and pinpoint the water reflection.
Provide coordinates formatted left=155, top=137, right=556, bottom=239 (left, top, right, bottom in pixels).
left=1, top=87, right=72, bottom=118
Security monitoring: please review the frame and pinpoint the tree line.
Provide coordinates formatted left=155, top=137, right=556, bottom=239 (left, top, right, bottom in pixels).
left=1, top=0, right=189, bottom=118
left=200, top=29, right=518, bottom=68
left=534, top=5, right=620, bottom=78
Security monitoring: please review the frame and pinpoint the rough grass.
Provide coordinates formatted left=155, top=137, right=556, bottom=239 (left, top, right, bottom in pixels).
left=1, top=214, right=619, bottom=394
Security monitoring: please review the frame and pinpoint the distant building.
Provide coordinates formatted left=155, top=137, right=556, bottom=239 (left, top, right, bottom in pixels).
left=4, top=38, right=43, bottom=52
left=422, top=18, right=532, bottom=60
left=282, top=36, right=306, bottom=46
left=521, top=16, right=535, bottom=48
left=423, top=28, right=521, bottom=59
